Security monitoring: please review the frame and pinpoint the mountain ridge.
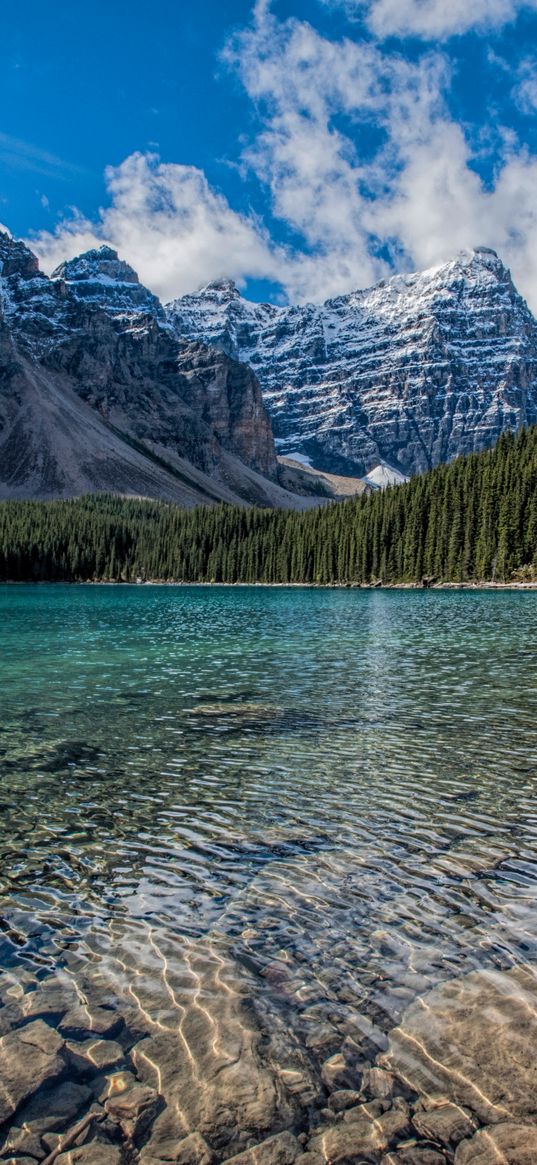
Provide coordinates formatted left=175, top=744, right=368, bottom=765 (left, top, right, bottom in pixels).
left=167, top=247, right=537, bottom=477
left=0, top=233, right=325, bottom=508
left=3, top=232, right=536, bottom=505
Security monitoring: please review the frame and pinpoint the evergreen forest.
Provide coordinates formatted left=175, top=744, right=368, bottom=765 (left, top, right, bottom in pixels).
left=1, top=427, right=536, bottom=585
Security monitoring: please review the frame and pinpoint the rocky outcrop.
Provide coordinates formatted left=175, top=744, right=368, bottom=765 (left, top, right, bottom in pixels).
left=50, top=246, right=164, bottom=319
left=0, top=234, right=315, bottom=507
left=167, top=250, right=537, bottom=476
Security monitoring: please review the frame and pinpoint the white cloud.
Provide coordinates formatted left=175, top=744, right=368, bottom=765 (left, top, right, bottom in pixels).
left=226, top=3, right=537, bottom=308
left=28, top=4, right=537, bottom=313
left=326, top=0, right=537, bottom=40
left=30, top=152, right=283, bottom=302
left=223, top=4, right=449, bottom=299
left=514, top=56, right=537, bottom=111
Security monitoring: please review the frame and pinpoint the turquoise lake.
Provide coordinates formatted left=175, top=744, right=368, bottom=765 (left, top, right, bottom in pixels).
left=1, top=584, right=537, bottom=1160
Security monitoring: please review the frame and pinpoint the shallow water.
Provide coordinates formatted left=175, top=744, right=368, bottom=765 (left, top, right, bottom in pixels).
left=1, top=585, right=537, bottom=1160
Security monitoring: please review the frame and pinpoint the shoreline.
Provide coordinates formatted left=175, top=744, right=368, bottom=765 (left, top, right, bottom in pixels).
left=2, top=579, right=537, bottom=590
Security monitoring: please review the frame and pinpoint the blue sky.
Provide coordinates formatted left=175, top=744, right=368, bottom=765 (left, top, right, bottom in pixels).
left=2, top=0, right=537, bottom=306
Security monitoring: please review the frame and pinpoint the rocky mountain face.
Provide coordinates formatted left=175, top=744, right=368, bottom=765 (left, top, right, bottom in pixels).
left=4, top=234, right=534, bottom=505
left=0, top=235, right=311, bottom=507
left=167, top=249, right=537, bottom=476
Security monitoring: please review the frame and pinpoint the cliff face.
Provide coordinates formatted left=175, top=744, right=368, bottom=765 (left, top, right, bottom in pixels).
left=167, top=250, right=537, bottom=476
left=0, top=235, right=285, bottom=505
left=4, top=233, right=533, bottom=503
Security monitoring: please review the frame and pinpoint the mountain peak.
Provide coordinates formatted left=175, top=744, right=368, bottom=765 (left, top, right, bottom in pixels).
left=51, top=246, right=140, bottom=286
left=198, top=277, right=240, bottom=298
left=94, top=244, right=120, bottom=260
left=452, top=246, right=503, bottom=271
left=436, top=247, right=507, bottom=281
left=0, top=232, right=41, bottom=280
left=394, top=247, right=506, bottom=288
left=351, top=247, right=512, bottom=310
left=473, top=246, right=498, bottom=258
left=168, top=245, right=537, bottom=477
left=50, top=245, right=163, bottom=319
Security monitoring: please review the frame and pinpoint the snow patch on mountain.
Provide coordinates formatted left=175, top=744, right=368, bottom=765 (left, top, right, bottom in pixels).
left=284, top=451, right=313, bottom=467
left=167, top=249, right=537, bottom=477
left=364, top=463, right=410, bottom=489
left=51, top=246, right=165, bottom=320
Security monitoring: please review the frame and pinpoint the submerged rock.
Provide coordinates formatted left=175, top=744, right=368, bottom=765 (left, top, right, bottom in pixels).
left=1, top=1157, right=40, bottom=1165
left=59, top=1004, right=123, bottom=1041
left=138, top=1116, right=214, bottom=1165
left=190, top=702, right=281, bottom=714
left=92, top=1070, right=138, bottom=1104
left=362, top=1067, right=396, bottom=1101
left=454, top=1122, right=537, bottom=1163
left=320, top=1052, right=357, bottom=1092
left=221, top=1132, right=300, bottom=1165
left=412, top=1102, right=476, bottom=1147
left=0, top=1000, right=22, bottom=1038
left=188, top=703, right=283, bottom=726
left=55, top=1142, right=122, bottom=1165
left=307, top=1104, right=410, bottom=1162
left=13, top=1080, right=92, bottom=1136
left=327, top=1090, right=362, bottom=1113
left=66, top=1038, right=126, bottom=1073
left=0, top=1019, right=65, bottom=1124
left=381, top=1150, right=446, bottom=1165
left=20, top=978, right=78, bottom=1023
left=131, top=938, right=318, bottom=1150
left=105, top=1081, right=161, bottom=1143
left=0, top=1124, right=46, bottom=1160
left=381, top=967, right=537, bottom=1125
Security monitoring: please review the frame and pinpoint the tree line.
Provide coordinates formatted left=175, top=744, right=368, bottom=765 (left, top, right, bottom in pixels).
left=1, top=427, right=536, bottom=585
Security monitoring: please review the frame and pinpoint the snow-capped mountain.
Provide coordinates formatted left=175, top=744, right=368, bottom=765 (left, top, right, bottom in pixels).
left=0, top=235, right=317, bottom=507
left=4, top=233, right=536, bottom=505
left=51, top=246, right=164, bottom=319
left=167, top=249, right=537, bottom=476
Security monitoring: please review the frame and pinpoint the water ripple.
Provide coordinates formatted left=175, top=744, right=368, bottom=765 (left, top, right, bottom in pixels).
left=1, top=585, right=537, bottom=1153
